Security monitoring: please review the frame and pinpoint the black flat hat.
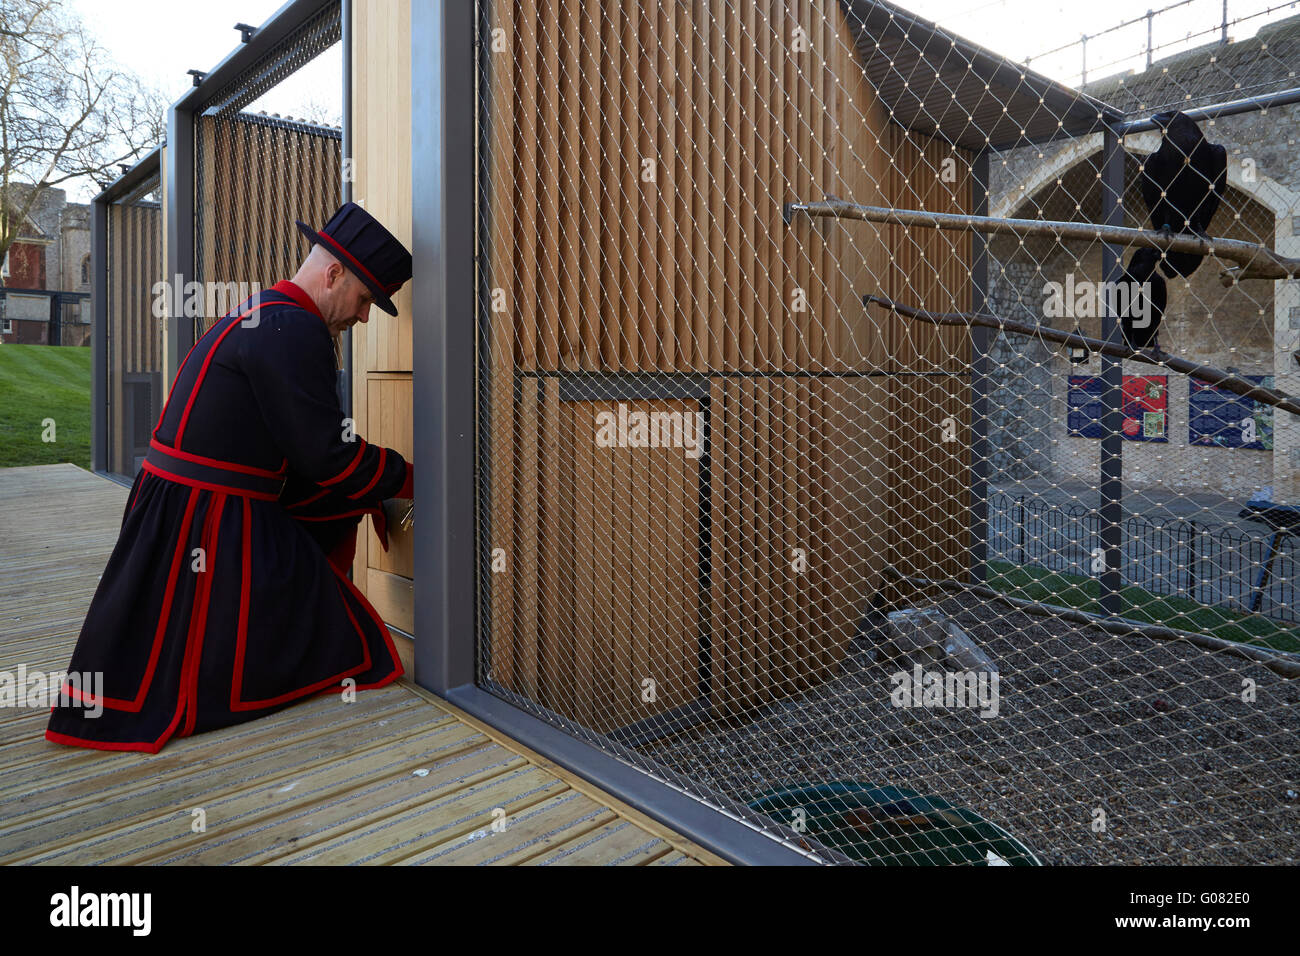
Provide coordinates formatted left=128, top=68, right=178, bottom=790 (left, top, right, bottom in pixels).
left=295, top=202, right=412, bottom=316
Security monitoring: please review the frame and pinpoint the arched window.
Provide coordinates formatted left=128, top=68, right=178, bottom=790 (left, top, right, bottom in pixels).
left=80, top=254, right=91, bottom=285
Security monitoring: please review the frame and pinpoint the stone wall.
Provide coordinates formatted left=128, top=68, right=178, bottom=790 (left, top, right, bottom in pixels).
left=985, top=17, right=1300, bottom=502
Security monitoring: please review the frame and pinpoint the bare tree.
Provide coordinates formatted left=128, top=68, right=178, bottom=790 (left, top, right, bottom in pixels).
left=0, top=0, right=163, bottom=283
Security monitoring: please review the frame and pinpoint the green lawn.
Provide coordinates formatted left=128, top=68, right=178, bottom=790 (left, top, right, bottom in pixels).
left=0, top=345, right=92, bottom=469
left=987, top=560, right=1300, bottom=653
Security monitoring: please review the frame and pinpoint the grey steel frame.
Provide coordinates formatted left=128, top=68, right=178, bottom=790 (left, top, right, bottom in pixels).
left=90, top=146, right=163, bottom=487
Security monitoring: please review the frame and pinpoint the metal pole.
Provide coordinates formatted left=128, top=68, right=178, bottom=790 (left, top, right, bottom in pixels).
left=164, top=102, right=195, bottom=388
left=969, top=149, right=991, bottom=584
left=411, top=0, right=477, bottom=693
left=1081, top=34, right=1087, bottom=86
left=339, top=0, right=353, bottom=419
left=1099, top=127, right=1125, bottom=616
left=1118, top=85, right=1300, bottom=135
left=1221, top=0, right=1229, bottom=45
left=1146, top=10, right=1153, bottom=68
left=90, top=199, right=108, bottom=473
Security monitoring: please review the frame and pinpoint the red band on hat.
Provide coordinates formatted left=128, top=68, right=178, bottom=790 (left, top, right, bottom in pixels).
left=315, top=229, right=402, bottom=296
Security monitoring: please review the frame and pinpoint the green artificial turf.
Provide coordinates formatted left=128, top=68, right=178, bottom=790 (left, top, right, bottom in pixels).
left=987, top=560, right=1300, bottom=653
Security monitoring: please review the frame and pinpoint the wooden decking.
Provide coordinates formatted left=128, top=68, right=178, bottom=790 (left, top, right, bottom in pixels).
left=0, top=464, right=725, bottom=866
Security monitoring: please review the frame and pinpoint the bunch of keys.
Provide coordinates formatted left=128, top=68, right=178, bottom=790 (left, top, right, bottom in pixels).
left=384, top=498, right=414, bottom=532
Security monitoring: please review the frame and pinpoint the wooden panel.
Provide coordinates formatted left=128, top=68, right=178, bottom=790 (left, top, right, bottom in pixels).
left=477, top=0, right=975, bottom=727
left=365, top=567, right=413, bottom=634
left=495, top=398, right=703, bottom=736
left=352, top=0, right=412, bottom=371
left=887, top=375, right=973, bottom=583
left=351, top=0, right=414, bottom=623
left=364, top=375, right=414, bottom=578
left=885, top=126, right=975, bottom=371
left=106, top=198, right=162, bottom=476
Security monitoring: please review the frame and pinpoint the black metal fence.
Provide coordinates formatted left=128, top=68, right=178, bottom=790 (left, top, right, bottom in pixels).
left=988, top=492, right=1299, bottom=623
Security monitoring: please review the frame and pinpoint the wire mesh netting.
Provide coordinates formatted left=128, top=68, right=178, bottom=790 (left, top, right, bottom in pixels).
left=104, top=167, right=163, bottom=480
left=192, top=1, right=342, bottom=343
left=474, top=0, right=1300, bottom=864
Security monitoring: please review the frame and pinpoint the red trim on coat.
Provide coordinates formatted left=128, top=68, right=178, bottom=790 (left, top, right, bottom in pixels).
left=44, top=728, right=169, bottom=754
left=151, top=294, right=260, bottom=441
left=347, top=447, right=387, bottom=500
left=286, top=488, right=331, bottom=510
left=269, top=279, right=324, bottom=318
left=151, top=438, right=286, bottom=479
left=140, top=460, right=281, bottom=501
left=181, top=492, right=225, bottom=735
left=329, top=560, right=404, bottom=685
left=65, top=488, right=201, bottom=713
left=229, top=500, right=375, bottom=712
left=173, top=307, right=261, bottom=447
left=320, top=440, right=367, bottom=487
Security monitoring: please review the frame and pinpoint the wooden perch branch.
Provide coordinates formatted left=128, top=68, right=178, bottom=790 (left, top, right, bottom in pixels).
left=788, top=198, right=1299, bottom=285
left=864, top=294, right=1300, bottom=417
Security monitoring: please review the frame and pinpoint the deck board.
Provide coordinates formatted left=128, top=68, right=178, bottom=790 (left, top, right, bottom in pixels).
left=0, top=464, right=726, bottom=866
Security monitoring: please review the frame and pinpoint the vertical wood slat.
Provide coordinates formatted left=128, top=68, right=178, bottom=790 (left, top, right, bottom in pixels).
left=572, top=405, right=596, bottom=727
left=617, top=3, right=639, bottom=371
left=738, top=0, right=756, bottom=373
left=537, top=0, right=561, bottom=371
left=576, top=1, right=601, bottom=372
left=538, top=379, right=565, bottom=711
left=705, top=2, right=725, bottom=371
left=514, top=377, right=540, bottom=699
left=598, top=3, right=621, bottom=370
left=635, top=4, right=658, bottom=371
left=556, top=0, right=581, bottom=370
left=515, top=0, right=540, bottom=370
left=487, top=0, right=517, bottom=692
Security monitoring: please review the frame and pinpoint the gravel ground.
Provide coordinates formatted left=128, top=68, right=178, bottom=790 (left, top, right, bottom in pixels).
left=638, top=596, right=1300, bottom=864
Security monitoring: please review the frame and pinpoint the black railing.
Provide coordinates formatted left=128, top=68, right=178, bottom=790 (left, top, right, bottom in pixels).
left=988, top=492, right=1299, bottom=623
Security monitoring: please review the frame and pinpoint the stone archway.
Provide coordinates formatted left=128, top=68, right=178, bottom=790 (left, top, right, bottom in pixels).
left=986, top=137, right=1293, bottom=499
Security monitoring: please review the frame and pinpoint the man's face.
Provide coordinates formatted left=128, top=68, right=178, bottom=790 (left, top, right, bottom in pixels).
left=320, top=263, right=374, bottom=335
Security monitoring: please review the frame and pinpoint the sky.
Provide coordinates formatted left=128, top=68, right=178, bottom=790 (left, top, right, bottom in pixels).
left=57, top=0, right=1299, bottom=199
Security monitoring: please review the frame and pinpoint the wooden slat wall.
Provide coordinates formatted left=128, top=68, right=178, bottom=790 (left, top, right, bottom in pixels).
left=351, top=0, right=414, bottom=631
left=194, top=113, right=342, bottom=334
left=476, top=0, right=975, bottom=726
left=882, top=128, right=974, bottom=586
left=105, top=200, right=162, bottom=476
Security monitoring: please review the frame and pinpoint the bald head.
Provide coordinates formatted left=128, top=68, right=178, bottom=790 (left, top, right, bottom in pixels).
left=291, top=244, right=376, bottom=335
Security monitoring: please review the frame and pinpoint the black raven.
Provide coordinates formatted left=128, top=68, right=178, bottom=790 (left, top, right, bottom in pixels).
left=1119, top=246, right=1166, bottom=350
left=1139, top=111, right=1227, bottom=278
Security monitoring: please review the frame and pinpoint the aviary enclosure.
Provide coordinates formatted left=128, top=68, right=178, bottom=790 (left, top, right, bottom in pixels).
left=464, top=0, right=1299, bottom=864
left=95, top=0, right=1299, bottom=864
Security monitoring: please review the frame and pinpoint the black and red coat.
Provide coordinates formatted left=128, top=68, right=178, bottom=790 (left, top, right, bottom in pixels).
left=46, top=280, right=413, bottom=753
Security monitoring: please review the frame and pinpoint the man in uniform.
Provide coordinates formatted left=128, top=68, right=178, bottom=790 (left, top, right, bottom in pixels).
left=46, top=202, right=414, bottom=753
